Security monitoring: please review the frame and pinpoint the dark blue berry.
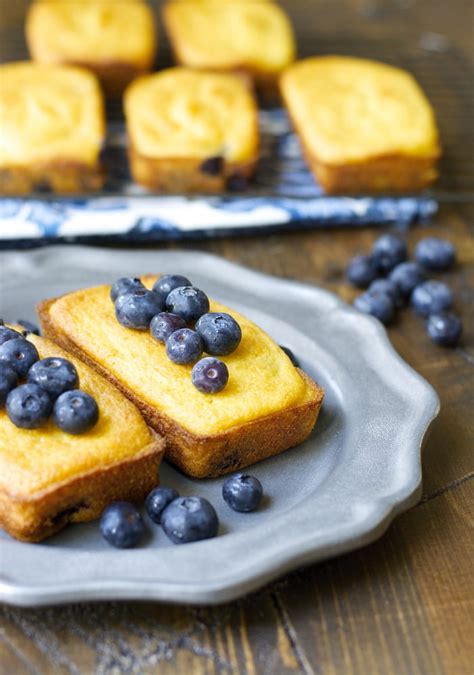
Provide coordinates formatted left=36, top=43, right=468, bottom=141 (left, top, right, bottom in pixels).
left=6, top=383, right=52, bottom=429
left=53, top=390, right=99, bottom=434
left=195, top=312, right=241, bottom=356
left=17, top=320, right=40, bottom=336
left=152, top=274, right=192, bottom=297
left=353, top=291, right=395, bottom=325
left=415, top=237, right=456, bottom=271
left=145, top=486, right=179, bottom=524
left=100, top=502, right=146, bottom=548
left=200, top=156, right=224, bottom=176
left=0, top=325, right=24, bottom=346
left=0, top=363, right=18, bottom=406
left=0, top=337, right=39, bottom=378
left=372, top=234, right=407, bottom=274
left=115, top=289, right=165, bottom=329
left=110, top=277, right=146, bottom=302
left=222, top=473, right=263, bottom=512
left=427, top=313, right=462, bottom=347
left=166, top=328, right=203, bottom=365
left=368, top=278, right=405, bottom=308
left=279, top=346, right=299, bottom=367
left=28, top=357, right=79, bottom=400
left=346, top=255, right=378, bottom=288
left=165, top=286, right=210, bottom=323
left=161, top=497, right=219, bottom=544
left=389, top=262, right=425, bottom=297
left=150, top=312, right=186, bottom=343
left=411, top=280, right=454, bottom=317
left=191, top=357, right=229, bottom=394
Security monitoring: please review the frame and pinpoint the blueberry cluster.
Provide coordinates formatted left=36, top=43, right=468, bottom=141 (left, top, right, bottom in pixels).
left=348, top=235, right=462, bottom=347
left=111, top=274, right=242, bottom=393
left=0, top=322, right=99, bottom=433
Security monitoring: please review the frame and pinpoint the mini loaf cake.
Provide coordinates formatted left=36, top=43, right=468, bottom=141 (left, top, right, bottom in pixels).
left=0, top=62, right=105, bottom=195
left=26, top=0, right=157, bottom=96
left=280, top=56, right=441, bottom=194
left=124, top=67, right=260, bottom=192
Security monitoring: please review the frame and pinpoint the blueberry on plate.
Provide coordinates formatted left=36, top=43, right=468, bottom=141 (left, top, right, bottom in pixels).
left=0, top=337, right=39, bottom=378
left=389, top=262, right=425, bottom=297
left=28, top=357, right=79, bottom=400
left=427, top=312, right=462, bottom=347
left=145, top=486, right=179, bottom=524
left=100, top=502, right=146, bottom=549
left=0, top=325, right=24, bottom=346
left=195, top=312, right=242, bottom=356
left=152, top=274, right=192, bottom=298
left=17, top=319, right=40, bottom=336
left=6, top=383, right=52, bottom=429
left=372, top=234, right=407, bottom=274
left=279, top=345, right=299, bottom=367
left=166, top=328, right=203, bottom=365
left=192, top=357, right=229, bottom=393
left=0, top=363, right=18, bottom=406
left=161, top=496, right=219, bottom=544
left=223, top=474, right=263, bottom=513
left=415, top=237, right=456, bottom=271
left=115, top=289, right=165, bottom=329
left=165, top=286, right=210, bottom=323
left=411, top=280, right=454, bottom=317
left=346, top=255, right=378, bottom=288
left=150, top=312, right=186, bottom=343
left=110, top=277, right=146, bottom=302
left=353, top=291, right=395, bottom=325
left=53, top=390, right=99, bottom=434
left=368, top=278, right=405, bottom=308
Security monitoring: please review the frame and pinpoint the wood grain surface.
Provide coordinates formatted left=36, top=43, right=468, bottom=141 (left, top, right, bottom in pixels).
left=1, top=1, right=473, bottom=673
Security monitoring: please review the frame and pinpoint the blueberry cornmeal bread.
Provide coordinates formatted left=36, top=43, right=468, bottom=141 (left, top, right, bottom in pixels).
left=0, top=62, right=105, bottom=195
left=38, top=275, right=324, bottom=478
left=26, top=0, right=156, bottom=96
left=280, top=56, right=441, bottom=194
left=124, top=68, right=260, bottom=192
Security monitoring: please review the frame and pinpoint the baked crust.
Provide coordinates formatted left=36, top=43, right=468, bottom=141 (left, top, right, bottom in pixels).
left=0, top=161, right=105, bottom=195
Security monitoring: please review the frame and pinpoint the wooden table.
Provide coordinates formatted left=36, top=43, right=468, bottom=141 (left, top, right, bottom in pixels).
left=1, top=1, right=473, bottom=673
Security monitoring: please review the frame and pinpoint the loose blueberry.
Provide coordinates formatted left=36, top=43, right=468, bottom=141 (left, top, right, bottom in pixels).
left=100, top=502, right=146, bottom=549
left=195, top=312, right=241, bottom=356
left=161, top=496, right=219, bottom=544
left=0, top=363, right=18, bottom=406
left=372, top=234, right=407, bottom=274
left=145, top=486, right=179, bottom=524
left=192, top=357, right=229, bottom=394
left=166, top=328, right=203, bottom=365
left=28, top=357, right=79, bottom=400
left=6, top=383, right=52, bottom=429
left=353, top=291, right=395, bottom=325
left=415, top=237, right=456, bottom=271
left=153, top=274, right=192, bottom=297
left=17, top=319, right=40, bottom=336
left=0, top=325, right=24, bottom=346
left=427, top=312, right=462, bottom=347
left=346, top=255, right=378, bottom=288
left=0, top=337, right=39, bottom=378
left=280, top=346, right=299, bottom=367
left=115, top=289, right=165, bottom=329
left=411, top=280, right=454, bottom=317
left=53, top=390, right=99, bottom=434
left=110, top=277, right=146, bottom=302
left=389, top=262, right=425, bottom=298
left=150, top=312, right=186, bottom=343
left=368, top=278, right=405, bottom=308
left=223, top=473, right=263, bottom=512
left=165, top=286, right=210, bottom=323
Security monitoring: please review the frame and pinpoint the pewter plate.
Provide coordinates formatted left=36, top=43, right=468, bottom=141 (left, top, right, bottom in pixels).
left=0, top=248, right=439, bottom=607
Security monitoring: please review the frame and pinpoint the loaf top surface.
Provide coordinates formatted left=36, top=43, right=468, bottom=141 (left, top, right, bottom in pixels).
left=280, top=56, right=440, bottom=164
left=45, top=279, right=311, bottom=436
left=124, top=68, right=259, bottom=162
left=0, top=334, right=152, bottom=497
left=0, top=62, right=104, bottom=167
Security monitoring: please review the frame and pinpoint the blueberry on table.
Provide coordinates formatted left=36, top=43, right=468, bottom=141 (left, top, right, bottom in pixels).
left=0, top=325, right=25, bottom=346
left=0, top=363, right=18, bottom=406
left=427, top=313, right=462, bottom=347
left=17, top=319, right=40, bottom=336
left=195, top=312, right=242, bottom=356
left=110, top=277, right=146, bottom=302
left=161, top=497, right=219, bottom=544
left=165, top=286, right=210, bottom=323
left=279, top=345, right=300, bottom=367
left=150, top=312, right=186, bottom=343
left=145, top=486, right=179, bottom=524
left=389, top=262, right=425, bottom=297
left=368, top=278, right=405, bottom=308
left=192, top=357, right=229, bottom=394
left=223, top=474, right=263, bottom=513
left=372, top=234, right=407, bottom=274
left=28, top=357, right=79, bottom=400
left=6, top=383, right=52, bottom=429
left=100, top=502, right=146, bottom=549
left=0, top=337, right=39, bottom=378
left=353, top=291, right=395, bottom=325
left=415, top=237, right=456, bottom=271
left=53, top=390, right=99, bottom=434
left=166, top=328, right=203, bottom=365
left=411, top=280, right=454, bottom=317
left=115, top=289, right=165, bottom=329
left=152, top=274, right=192, bottom=298
left=346, top=255, right=378, bottom=288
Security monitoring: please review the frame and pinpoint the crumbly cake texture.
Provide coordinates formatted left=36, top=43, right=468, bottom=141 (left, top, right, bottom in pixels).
left=124, top=68, right=260, bottom=192
left=26, top=0, right=157, bottom=96
left=280, top=56, right=441, bottom=194
left=0, top=334, right=165, bottom=542
left=0, top=62, right=105, bottom=195
left=38, top=278, right=324, bottom=478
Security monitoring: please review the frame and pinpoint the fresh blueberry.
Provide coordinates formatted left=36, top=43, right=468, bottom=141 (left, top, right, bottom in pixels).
left=100, top=502, right=146, bottom=549
left=110, top=277, right=146, bottom=302
left=415, top=237, right=456, bottom=271
left=191, top=357, right=229, bottom=394
left=150, top=312, right=186, bottom=343
left=152, top=274, right=192, bottom=298
left=28, top=357, right=79, bottom=400
left=372, top=234, right=407, bottom=274
left=279, top=345, right=299, bottom=367
left=427, top=313, right=462, bottom=347
left=6, top=383, right=52, bottom=429
left=195, top=312, right=242, bottom=356
left=411, top=280, right=454, bottom=317
left=368, top=278, right=405, bottom=308
left=166, top=328, right=203, bottom=365
left=161, top=496, right=219, bottom=544
left=17, top=319, right=40, bottom=336
left=165, top=286, right=210, bottom=323
left=353, top=291, right=395, bottom=325
left=222, top=474, right=263, bottom=513
left=53, top=390, right=99, bottom=434
left=346, top=255, right=378, bottom=288
left=0, top=337, right=39, bottom=378
left=0, top=363, right=18, bottom=406
left=389, top=262, right=425, bottom=297
left=115, top=289, right=165, bottom=329
left=0, top=325, right=24, bottom=346
left=145, top=486, right=179, bottom=524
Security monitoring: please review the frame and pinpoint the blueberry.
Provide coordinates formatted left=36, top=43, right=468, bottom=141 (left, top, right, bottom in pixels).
left=415, top=237, right=456, bottom=271
left=0, top=363, right=18, bottom=406
left=28, top=357, right=79, bottom=400
left=0, top=325, right=24, bottom=346
left=192, top=357, right=229, bottom=394
left=115, top=289, right=165, bottom=329
left=152, top=274, right=192, bottom=297
left=389, top=262, right=425, bottom=297
left=6, top=383, right=52, bottom=429
left=166, top=328, right=203, bottom=364
left=110, top=277, right=146, bottom=302
left=353, top=291, right=395, bottom=325
left=346, top=255, right=378, bottom=288
left=200, top=156, right=224, bottom=176
left=195, top=312, right=242, bottom=356
left=100, top=502, right=146, bottom=548
left=145, top=486, right=179, bottom=524
left=372, top=234, right=407, bottom=274
left=161, top=496, right=219, bottom=544
left=53, top=390, right=99, bottom=434
left=165, top=286, right=210, bottom=323
left=427, top=313, right=462, bottom=347
left=411, top=280, right=454, bottom=317
left=279, top=345, right=299, bottom=367
left=222, top=473, right=263, bottom=512
left=150, top=312, right=186, bottom=343
left=0, top=337, right=39, bottom=378
left=17, top=319, right=40, bottom=336
left=368, top=278, right=405, bottom=308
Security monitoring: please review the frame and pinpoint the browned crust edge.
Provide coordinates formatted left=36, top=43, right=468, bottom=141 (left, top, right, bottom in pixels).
left=0, top=161, right=105, bottom=196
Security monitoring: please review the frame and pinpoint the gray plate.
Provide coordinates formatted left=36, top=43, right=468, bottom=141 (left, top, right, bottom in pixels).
left=0, top=248, right=439, bottom=607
